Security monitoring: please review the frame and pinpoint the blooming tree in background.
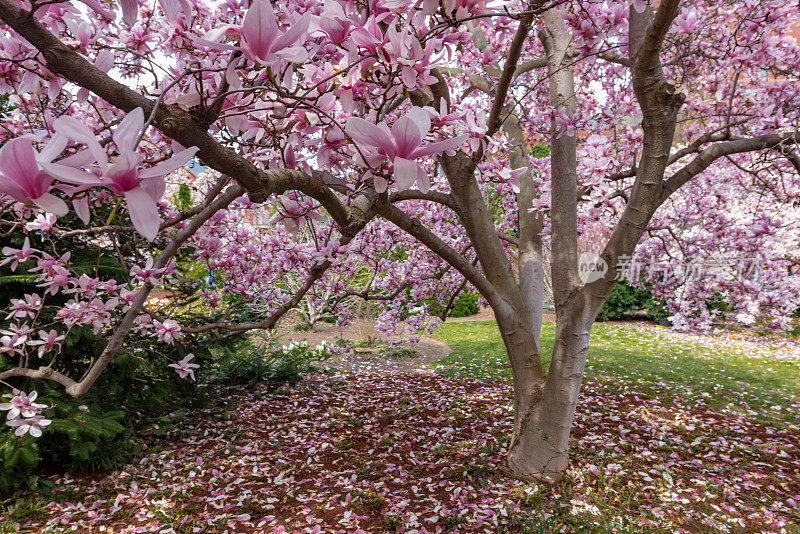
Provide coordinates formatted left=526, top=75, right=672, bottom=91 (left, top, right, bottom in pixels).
left=0, top=0, right=798, bottom=480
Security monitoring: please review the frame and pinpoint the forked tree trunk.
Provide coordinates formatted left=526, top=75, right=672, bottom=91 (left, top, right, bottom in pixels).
left=503, top=311, right=593, bottom=481
left=499, top=2, right=686, bottom=482
left=498, top=4, right=591, bottom=481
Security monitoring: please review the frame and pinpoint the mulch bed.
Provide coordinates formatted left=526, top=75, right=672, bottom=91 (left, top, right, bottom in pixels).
left=12, top=370, right=800, bottom=533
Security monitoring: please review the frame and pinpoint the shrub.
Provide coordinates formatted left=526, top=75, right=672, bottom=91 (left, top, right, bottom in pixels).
left=529, top=144, right=551, bottom=159
left=0, top=320, right=237, bottom=496
left=644, top=296, right=671, bottom=322
left=211, top=340, right=333, bottom=385
left=385, top=347, right=419, bottom=359
left=428, top=291, right=479, bottom=318
left=0, top=334, right=327, bottom=496
left=450, top=292, right=480, bottom=318
left=0, top=177, right=249, bottom=497
left=596, top=280, right=669, bottom=322
left=0, top=386, right=130, bottom=495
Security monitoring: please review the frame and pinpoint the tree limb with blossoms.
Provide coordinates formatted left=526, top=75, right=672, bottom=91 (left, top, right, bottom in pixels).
left=0, top=0, right=797, bottom=481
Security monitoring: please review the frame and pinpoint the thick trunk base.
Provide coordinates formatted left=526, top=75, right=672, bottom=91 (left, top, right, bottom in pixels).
left=505, top=428, right=568, bottom=482
left=503, top=318, right=592, bottom=482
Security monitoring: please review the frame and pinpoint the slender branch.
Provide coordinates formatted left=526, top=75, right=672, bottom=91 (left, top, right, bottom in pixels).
left=497, top=232, right=520, bottom=246
left=389, top=190, right=458, bottom=212
left=0, top=366, right=76, bottom=390
left=631, top=0, right=680, bottom=72
left=486, top=12, right=535, bottom=136
left=204, top=51, right=241, bottom=123
left=513, top=57, right=547, bottom=78
left=597, top=52, right=631, bottom=67
left=660, top=132, right=800, bottom=203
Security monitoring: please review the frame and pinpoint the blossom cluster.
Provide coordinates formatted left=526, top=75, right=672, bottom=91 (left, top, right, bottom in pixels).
left=0, top=390, right=50, bottom=437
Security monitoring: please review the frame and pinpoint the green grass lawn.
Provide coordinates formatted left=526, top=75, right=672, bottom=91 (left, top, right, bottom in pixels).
left=434, top=320, right=800, bottom=425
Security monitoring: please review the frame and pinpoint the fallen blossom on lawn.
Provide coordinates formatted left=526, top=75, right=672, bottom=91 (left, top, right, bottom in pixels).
left=15, top=369, right=800, bottom=533
left=624, top=323, right=800, bottom=362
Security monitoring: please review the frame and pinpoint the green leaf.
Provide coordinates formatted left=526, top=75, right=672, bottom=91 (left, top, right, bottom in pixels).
left=0, top=274, right=38, bottom=285
left=48, top=419, right=78, bottom=434
left=76, top=418, right=106, bottom=437
left=102, top=410, right=126, bottom=421
left=5, top=448, right=20, bottom=469
left=17, top=446, right=38, bottom=466
left=100, top=418, right=125, bottom=435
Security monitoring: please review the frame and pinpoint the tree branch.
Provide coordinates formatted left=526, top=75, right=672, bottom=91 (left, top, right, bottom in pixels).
left=375, top=197, right=504, bottom=312
left=631, top=0, right=680, bottom=71
left=0, top=366, right=77, bottom=390
left=389, top=190, right=458, bottom=212
left=660, top=131, right=800, bottom=203
left=486, top=12, right=534, bottom=136
left=513, top=57, right=547, bottom=78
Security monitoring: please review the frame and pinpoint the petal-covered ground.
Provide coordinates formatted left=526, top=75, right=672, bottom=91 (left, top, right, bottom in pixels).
left=12, top=366, right=800, bottom=533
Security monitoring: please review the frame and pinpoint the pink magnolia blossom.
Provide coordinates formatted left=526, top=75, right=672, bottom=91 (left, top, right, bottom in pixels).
left=29, top=329, right=65, bottom=357
left=8, top=414, right=52, bottom=437
left=676, top=10, right=698, bottom=34
left=116, top=0, right=138, bottom=26
left=0, top=335, right=22, bottom=356
left=0, top=390, right=47, bottom=420
left=168, top=353, right=199, bottom=380
left=74, top=0, right=116, bottom=20
left=131, top=258, right=168, bottom=285
left=345, top=107, right=466, bottom=192
left=38, top=265, right=71, bottom=295
left=0, top=137, right=68, bottom=216
left=350, top=15, right=386, bottom=54
left=1, top=237, right=36, bottom=271
left=197, top=0, right=310, bottom=66
left=380, top=25, right=436, bottom=89
left=1, top=324, right=33, bottom=346
left=746, top=218, right=771, bottom=237
left=274, top=196, right=325, bottom=234
left=154, top=318, right=181, bottom=344
left=7, top=293, right=43, bottom=320
left=116, top=0, right=186, bottom=26
left=539, top=107, right=579, bottom=139
left=319, top=1, right=352, bottom=45
left=318, top=240, right=343, bottom=263
left=120, top=288, right=140, bottom=306
left=25, top=213, right=57, bottom=232
left=529, top=197, right=550, bottom=212
left=157, top=0, right=191, bottom=22
left=66, top=273, right=101, bottom=298
left=464, top=110, right=488, bottom=152
left=41, top=108, right=198, bottom=241
left=493, top=167, right=527, bottom=194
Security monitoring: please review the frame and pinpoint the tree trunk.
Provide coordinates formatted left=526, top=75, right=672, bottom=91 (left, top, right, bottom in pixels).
left=501, top=4, right=589, bottom=482
left=518, top=247, right=545, bottom=346
left=504, top=311, right=593, bottom=481
left=492, top=307, right=546, bottom=469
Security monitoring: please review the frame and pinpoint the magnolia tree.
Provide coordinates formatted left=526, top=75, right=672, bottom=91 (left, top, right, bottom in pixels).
left=0, top=0, right=798, bottom=481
